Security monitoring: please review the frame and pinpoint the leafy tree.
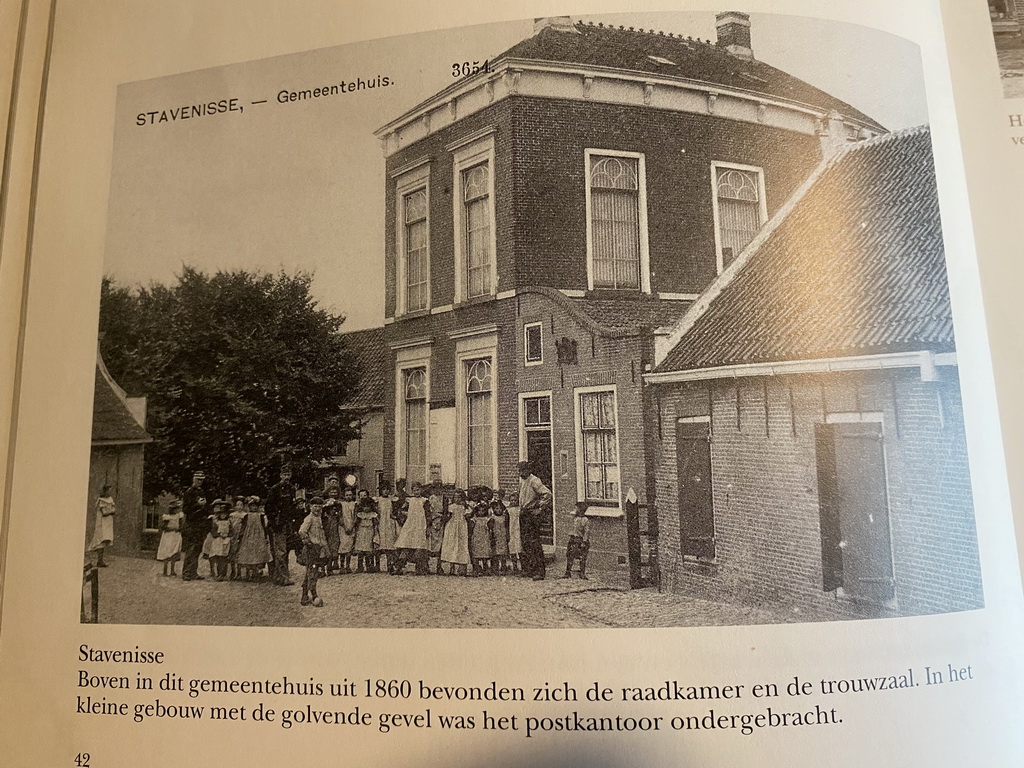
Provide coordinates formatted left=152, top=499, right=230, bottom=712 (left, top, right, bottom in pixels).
left=99, top=267, right=362, bottom=497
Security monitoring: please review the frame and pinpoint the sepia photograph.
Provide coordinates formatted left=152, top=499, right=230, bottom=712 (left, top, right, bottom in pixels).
left=82, top=10, right=984, bottom=629
left=987, top=0, right=1024, bottom=97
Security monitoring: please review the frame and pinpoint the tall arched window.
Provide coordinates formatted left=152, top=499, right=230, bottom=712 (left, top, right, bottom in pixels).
left=590, top=154, right=642, bottom=289
left=463, top=163, right=493, bottom=298
left=403, top=188, right=429, bottom=311
left=395, top=162, right=431, bottom=315
left=465, top=358, right=493, bottom=487
left=404, top=368, right=428, bottom=484
left=713, top=164, right=766, bottom=270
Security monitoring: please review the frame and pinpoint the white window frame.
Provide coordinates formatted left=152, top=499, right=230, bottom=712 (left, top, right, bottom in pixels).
left=573, top=384, right=623, bottom=516
left=584, top=149, right=651, bottom=293
left=524, top=321, right=544, bottom=367
left=454, top=331, right=499, bottom=488
left=710, top=161, right=768, bottom=275
left=394, top=163, right=431, bottom=316
left=453, top=135, right=497, bottom=304
left=393, top=342, right=432, bottom=486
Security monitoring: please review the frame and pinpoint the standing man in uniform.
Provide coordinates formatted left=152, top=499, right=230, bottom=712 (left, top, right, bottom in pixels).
left=265, top=465, right=299, bottom=586
left=181, top=471, right=208, bottom=581
left=518, top=460, right=552, bottom=581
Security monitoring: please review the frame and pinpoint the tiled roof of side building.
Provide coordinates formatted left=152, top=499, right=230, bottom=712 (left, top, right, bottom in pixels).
left=655, top=126, right=952, bottom=374
left=341, top=326, right=388, bottom=409
left=495, top=21, right=884, bottom=130
left=93, top=363, right=151, bottom=444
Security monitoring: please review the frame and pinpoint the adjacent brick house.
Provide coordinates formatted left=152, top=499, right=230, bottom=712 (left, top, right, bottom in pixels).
left=645, top=127, right=984, bottom=617
left=373, top=13, right=884, bottom=577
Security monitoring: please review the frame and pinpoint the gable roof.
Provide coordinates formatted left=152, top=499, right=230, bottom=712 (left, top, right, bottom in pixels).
left=495, top=21, right=884, bottom=130
left=93, top=356, right=152, bottom=445
left=654, top=126, right=952, bottom=374
left=342, top=326, right=388, bottom=410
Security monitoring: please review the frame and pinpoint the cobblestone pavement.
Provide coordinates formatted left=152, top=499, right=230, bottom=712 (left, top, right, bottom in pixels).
left=998, top=46, right=1024, bottom=99
left=94, top=555, right=831, bottom=629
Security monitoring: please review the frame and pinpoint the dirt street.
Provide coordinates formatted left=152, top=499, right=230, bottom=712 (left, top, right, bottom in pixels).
left=94, top=555, right=834, bottom=629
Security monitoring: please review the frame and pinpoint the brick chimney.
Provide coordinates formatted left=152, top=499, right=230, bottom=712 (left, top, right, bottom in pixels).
left=716, top=11, right=753, bottom=60
left=533, top=16, right=578, bottom=34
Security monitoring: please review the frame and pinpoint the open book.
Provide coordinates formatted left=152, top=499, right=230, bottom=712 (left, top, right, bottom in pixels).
left=2, top=1, right=1023, bottom=766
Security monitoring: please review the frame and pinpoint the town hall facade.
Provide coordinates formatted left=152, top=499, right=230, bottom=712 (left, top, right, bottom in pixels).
left=371, top=13, right=884, bottom=576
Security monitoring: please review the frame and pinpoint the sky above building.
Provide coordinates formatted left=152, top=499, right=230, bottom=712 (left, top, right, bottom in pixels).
left=103, top=11, right=929, bottom=332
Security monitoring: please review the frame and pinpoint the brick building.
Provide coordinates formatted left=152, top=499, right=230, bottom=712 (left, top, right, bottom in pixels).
left=372, top=13, right=884, bottom=576
left=645, top=127, right=984, bottom=617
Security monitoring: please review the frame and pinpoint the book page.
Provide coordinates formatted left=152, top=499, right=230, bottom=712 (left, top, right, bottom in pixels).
left=0, top=0, right=54, bottom=555
left=2, top=1, right=1023, bottom=766
left=944, top=0, right=1024, bottom=579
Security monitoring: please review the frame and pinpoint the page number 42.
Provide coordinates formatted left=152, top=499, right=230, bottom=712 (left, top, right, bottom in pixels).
left=74, top=754, right=91, bottom=767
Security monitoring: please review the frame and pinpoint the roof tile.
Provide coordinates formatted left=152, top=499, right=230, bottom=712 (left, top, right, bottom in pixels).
left=92, top=364, right=151, bottom=444
left=342, top=326, right=388, bottom=409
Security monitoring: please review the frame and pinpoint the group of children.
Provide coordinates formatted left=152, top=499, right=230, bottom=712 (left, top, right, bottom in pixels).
left=154, top=478, right=592, bottom=608
left=290, top=481, right=536, bottom=607
left=155, top=495, right=273, bottom=580
left=402, top=482, right=525, bottom=577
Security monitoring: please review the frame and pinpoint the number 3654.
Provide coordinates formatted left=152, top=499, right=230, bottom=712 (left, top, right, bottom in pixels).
left=452, top=60, right=490, bottom=77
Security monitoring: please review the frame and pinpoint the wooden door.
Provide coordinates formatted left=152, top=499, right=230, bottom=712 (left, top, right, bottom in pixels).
left=676, top=421, right=715, bottom=559
left=816, top=422, right=895, bottom=604
left=526, top=424, right=554, bottom=546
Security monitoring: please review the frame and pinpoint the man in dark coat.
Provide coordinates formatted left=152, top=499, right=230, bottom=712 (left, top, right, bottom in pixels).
left=265, top=466, right=300, bottom=585
left=517, top=461, right=552, bottom=581
left=181, top=471, right=208, bottom=580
